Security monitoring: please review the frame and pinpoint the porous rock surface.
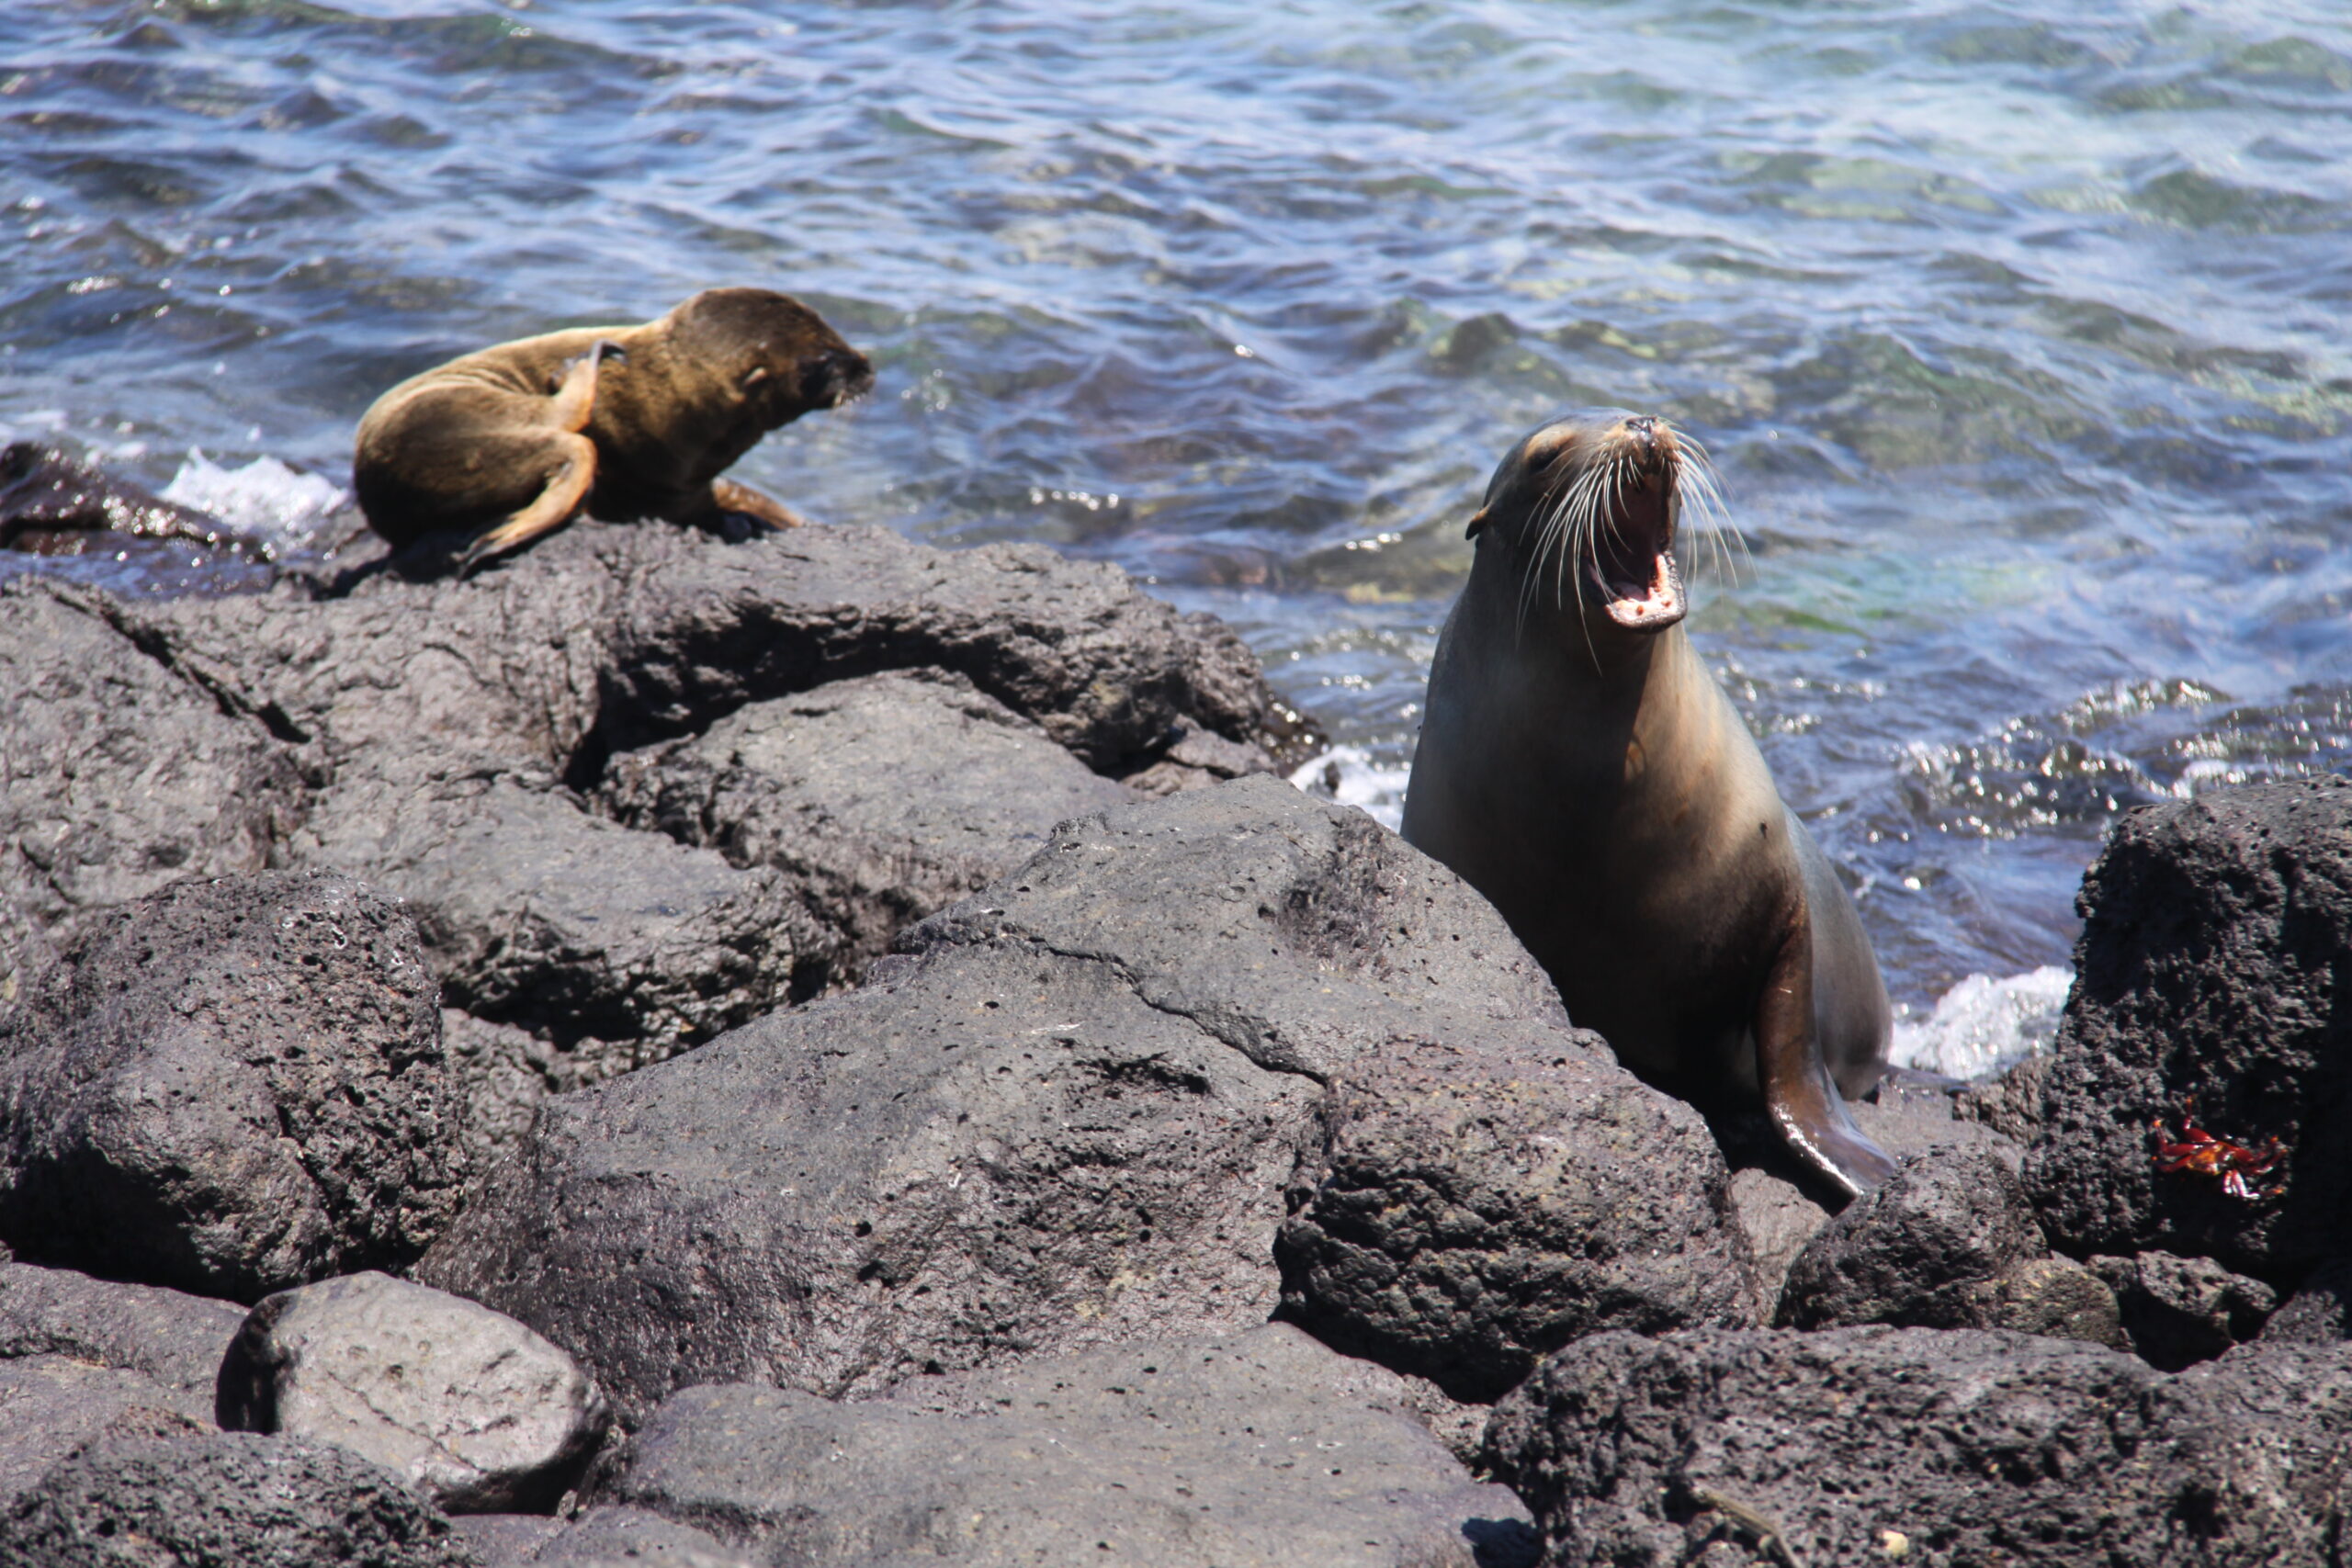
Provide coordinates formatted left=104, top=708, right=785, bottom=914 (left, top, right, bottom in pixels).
left=0, top=583, right=303, bottom=1004
left=1274, top=1035, right=1756, bottom=1402
left=0, top=1262, right=244, bottom=1402
left=2025, top=777, right=2352, bottom=1276
left=1484, top=1325, right=2352, bottom=1567
left=517, top=1505, right=752, bottom=1568
left=218, top=1271, right=610, bottom=1514
left=0, top=520, right=1288, bottom=1083
left=1714, top=1074, right=2026, bottom=1316
left=418, top=777, right=1749, bottom=1420
left=0, top=870, right=466, bottom=1302
left=2091, top=1250, right=2278, bottom=1371
left=0, top=1361, right=210, bottom=1503
left=596, top=1325, right=1537, bottom=1568
left=601, top=670, right=1140, bottom=987
left=0, top=1428, right=473, bottom=1566
left=1774, top=1145, right=2122, bottom=1345
left=2259, top=1256, right=2352, bottom=1346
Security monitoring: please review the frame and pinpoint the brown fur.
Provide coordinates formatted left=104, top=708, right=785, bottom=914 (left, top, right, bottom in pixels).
left=1404, top=410, right=1897, bottom=1198
left=353, top=288, right=874, bottom=570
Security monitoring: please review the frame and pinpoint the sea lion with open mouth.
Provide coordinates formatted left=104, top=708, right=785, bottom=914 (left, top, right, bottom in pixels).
left=354, top=287, right=874, bottom=572
left=1402, top=410, right=1897, bottom=1197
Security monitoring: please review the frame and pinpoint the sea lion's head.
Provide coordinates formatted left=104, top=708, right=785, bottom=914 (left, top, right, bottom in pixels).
left=667, top=287, right=876, bottom=429
left=1467, top=409, right=1726, bottom=636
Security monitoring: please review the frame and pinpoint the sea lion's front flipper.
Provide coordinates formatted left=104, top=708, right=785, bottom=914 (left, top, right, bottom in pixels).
left=709, top=479, right=809, bottom=531
left=459, top=432, right=596, bottom=575
left=1757, top=912, right=1898, bottom=1197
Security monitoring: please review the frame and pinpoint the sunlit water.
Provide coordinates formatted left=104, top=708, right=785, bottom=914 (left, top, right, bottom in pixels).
left=6, top=1, right=2349, bottom=1052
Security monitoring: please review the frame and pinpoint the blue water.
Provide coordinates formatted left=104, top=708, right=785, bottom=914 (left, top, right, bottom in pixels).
left=5, top=0, right=2348, bottom=1010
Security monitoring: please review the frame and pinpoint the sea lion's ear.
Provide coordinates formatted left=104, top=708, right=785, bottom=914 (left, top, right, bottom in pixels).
left=1464, top=507, right=1489, bottom=541
left=740, top=366, right=771, bottom=391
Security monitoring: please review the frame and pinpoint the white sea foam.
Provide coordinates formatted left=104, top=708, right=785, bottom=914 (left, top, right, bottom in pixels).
left=1890, top=965, right=2072, bottom=1080
left=1286, top=745, right=1408, bottom=832
left=159, top=448, right=347, bottom=550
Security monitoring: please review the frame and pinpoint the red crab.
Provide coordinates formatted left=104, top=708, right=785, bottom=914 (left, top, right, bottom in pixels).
left=2151, top=1099, right=2285, bottom=1201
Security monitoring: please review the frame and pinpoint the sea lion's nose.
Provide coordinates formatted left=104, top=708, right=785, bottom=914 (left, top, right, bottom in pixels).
left=1623, top=416, right=1657, bottom=450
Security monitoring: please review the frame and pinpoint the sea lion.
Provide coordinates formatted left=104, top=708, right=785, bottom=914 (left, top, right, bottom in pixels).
left=1401, top=410, right=1897, bottom=1196
left=353, top=287, right=874, bottom=570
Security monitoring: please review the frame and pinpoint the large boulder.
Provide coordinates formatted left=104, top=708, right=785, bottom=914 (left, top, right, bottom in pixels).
left=0, top=1262, right=244, bottom=1402
left=0, top=871, right=467, bottom=1301
left=597, top=1325, right=1537, bottom=1568
left=0, top=581, right=303, bottom=1003
left=2025, top=778, right=2352, bottom=1277
left=218, top=1272, right=610, bottom=1514
left=122, top=518, right=1288, bottom=786
left=601, top=671, right=1139, bottom=988
left=0, top=1429, right=474, bottom=1566
left=74, top=517, right=1295, bottom=1066
left=1274, top=1036, right=1755, bottom=1402
left=417, top=779, right=1742, bottom=1421
left=1484, top=1326, right=2352, bottom=1567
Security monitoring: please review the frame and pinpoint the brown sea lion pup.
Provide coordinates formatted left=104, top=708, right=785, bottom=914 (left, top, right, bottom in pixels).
left=353, top=287, right=875, bottom=570
left=1401, top=410, right=1898, bottom=1197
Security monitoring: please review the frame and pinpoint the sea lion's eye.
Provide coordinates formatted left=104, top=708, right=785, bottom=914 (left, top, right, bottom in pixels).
left=741, top=367, right=771, bottom=391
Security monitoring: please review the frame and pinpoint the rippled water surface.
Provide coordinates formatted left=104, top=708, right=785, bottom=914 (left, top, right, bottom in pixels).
left=6, top=0, right=2349, bottom=1012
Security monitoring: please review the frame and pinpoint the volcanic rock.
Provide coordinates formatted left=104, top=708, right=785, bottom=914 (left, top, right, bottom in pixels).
left=598, top=1325, right=1536, bottom=1568
left=1485, top=1325, right=2352, bottom=1567
left=0, top=1262, right=243, bottom=1401
left=0, top=870, right=465, bottom=1301
left=218, top=1271, right=609, bottom=1514
left=0, top=1428, right=473, bottom=1566
left=2091, top=1250, right=2278, bottom=1371
left=2025, top=777, right=2352, bottom=1277
left=417, top=779, right=1737, bottom=1421
left=600, top=670, right=1138, bottom=989
left=1275, top=1035, right=1755, bottom=1402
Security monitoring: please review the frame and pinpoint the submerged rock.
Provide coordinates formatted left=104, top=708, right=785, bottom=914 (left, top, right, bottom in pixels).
left=599, top=1325, right=1536, bottom=1568
left=218, top=1271, right=610, bottom=1514
left=0, top=871, right=466, bottom=1302
left=2025, top=777, right=2352, bottom=1277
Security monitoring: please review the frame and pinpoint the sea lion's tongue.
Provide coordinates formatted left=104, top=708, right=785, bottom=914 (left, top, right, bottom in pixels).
left=1590, top=476, right=1685, bottom=630
left=1600, top=547, right=1684, bottom=628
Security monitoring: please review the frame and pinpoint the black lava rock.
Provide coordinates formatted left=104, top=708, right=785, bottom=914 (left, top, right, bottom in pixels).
left=2025, top=778, right=2352, bottom=1278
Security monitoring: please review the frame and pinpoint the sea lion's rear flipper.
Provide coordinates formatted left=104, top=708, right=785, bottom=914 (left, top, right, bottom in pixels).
left=709, top=479, right=809, bottom=531
left=459, top=433, right=596, bottom=575
left=1757, top=913, right=1898, bottom=1198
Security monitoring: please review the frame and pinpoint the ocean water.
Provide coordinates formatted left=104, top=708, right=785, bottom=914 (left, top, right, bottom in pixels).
left=5, top=1, right=2348, bottom=1049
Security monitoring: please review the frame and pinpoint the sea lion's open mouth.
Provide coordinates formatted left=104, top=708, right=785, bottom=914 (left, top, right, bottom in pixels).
left=1589, top=466, right=1686, bottom=632
left=803, top=346, right=877, bottom=410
